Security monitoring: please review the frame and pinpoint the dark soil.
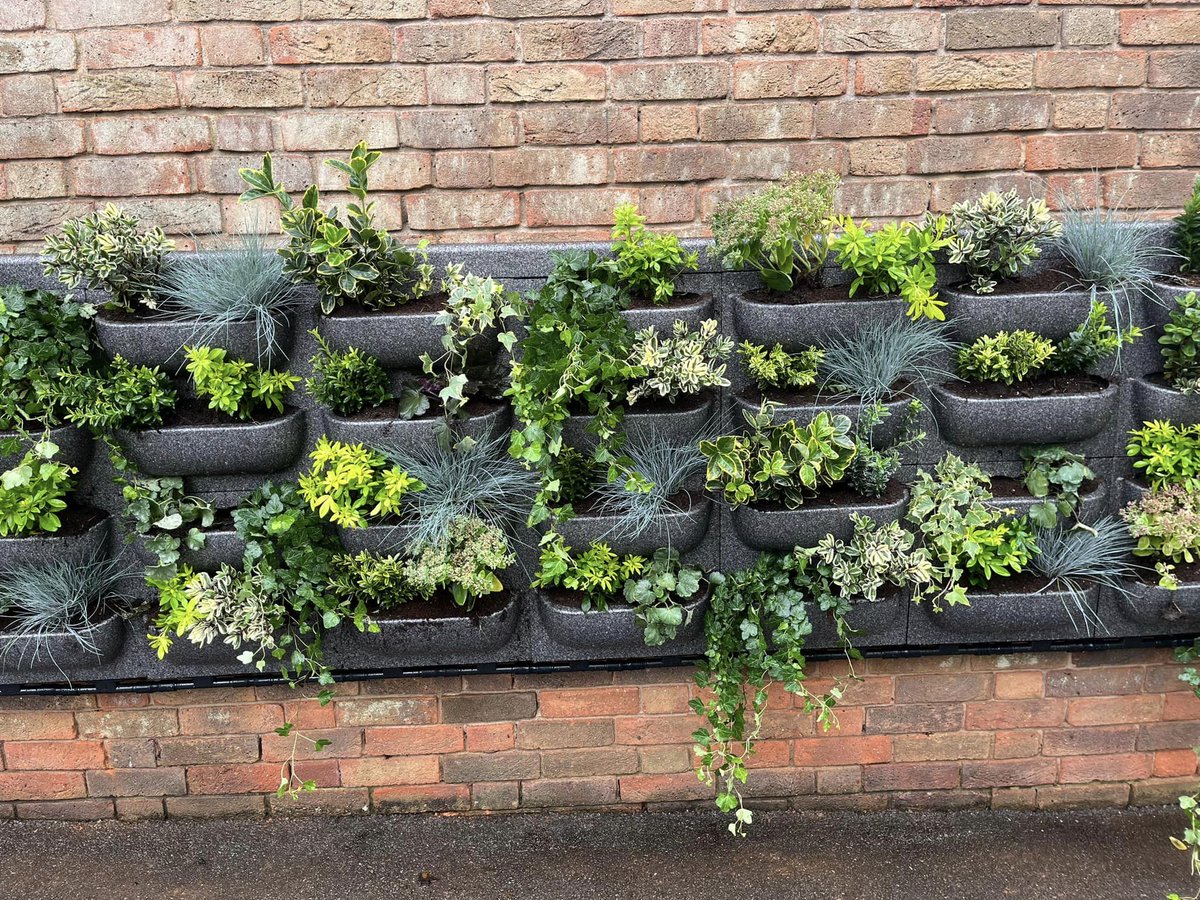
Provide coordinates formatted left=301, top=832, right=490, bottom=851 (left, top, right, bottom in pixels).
left=971, top=572, right=1055, bottom=595
left=326, top=292, right=448, bottom=319
left=749, top=479, right=906, bottom=512
left=744, top=283, right=895, bottom=307
left=625, top=292, right=709, bottom=311
left=341, top=397, right=502, bottom=422
left=989, top=476, right=1100, bottom=500
left=963, top=271, right=1076, bottom=296
left=949, top=374, right=1109, bottom=400
left=206, top=509, right=237, bottom=531
left=1137, top=558, right=1200, bottom=586
left=35, top=503, right=106, bottom=536
left=159, top=397, right=286, bottom=428
left=571, top=489, right=694, bottom=518
left=622, top=391, right=711, bottom=415
left=739, top=381, right=910, bottom=407
left=369, top=590, right=510, bottom=622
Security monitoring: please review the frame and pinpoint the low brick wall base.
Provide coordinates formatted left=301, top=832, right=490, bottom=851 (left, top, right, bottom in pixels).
left=0, top=648, right=1197, bottom=821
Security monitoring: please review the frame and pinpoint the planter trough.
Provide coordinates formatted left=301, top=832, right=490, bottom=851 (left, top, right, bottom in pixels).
left=319, top=297, right=492, bottom=369
left=93, top=310, right=280, bottom=369
left=0, top=511, right=110, bottom=571
left=929, top=378, right=1119, bottom=447
left=1132, top=375, right=1200, bottom=426
left=807, top=593, right=910, bottom=649
left=942, top=284, right=1100, bottom=344
left=622, top=293, right=715, bottom=334
left=733, top=288, right=905, bottom=348
left=536, top=582, right=709, bottom=653
left=324, top=402, right=510, bottom=454
left=731, top=484, right=909, bottom=551
left=554, top=492, right=713, bottom=556
left=908, top=579, right=1099, bottom=645
left=0, top=613, right=126, bottom=676
left=562, top=392, right=716, bottom=452
left=0, top=423, right=93, bottom=473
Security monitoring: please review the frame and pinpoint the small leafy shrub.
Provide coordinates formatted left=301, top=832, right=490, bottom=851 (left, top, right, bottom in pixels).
left=43, top=357, right=176, bottom=431
left=738, top=341, right=823, bottom=394
left=828, top=215, right=951, bottom=320
left=551, top=446, right=600, bottom=508
left=1176, top=176, right=1200, bottom=277
left=1020, top=446, right=1095, bottom=528
left=0, top=440, right=75, bottom=537
left=700, top=404, right=857, bottom=508
left=1048, top=300, right=1138, bottom=375
left=848, top=400, right=926, bottom=499
left=946, top=191, right=1062, bottom=294
left=42, top=204, right=174, bottom=313
left=1128, top=420, right=1200, bottom=492
left=120, top=476, right=215, bottom=581
left=298, top=437, right=424, bottom=529
left=327, top=552, right=415, bottom=611
left=821, top=317, right=955, bottom=408
left=610, top=203, right=699, bottom=305
left=1122, top=485, right=1200, bottom=585
left=963, top=515, right=1038, bottom=587
left=625, top=319, right=733, bottom=405
left=239, top=142, right=433, bottom=314
left=710, top=171, right=840, bottom=292
left=185, top=346, right=299, bottom=421
left=0, top=285, right=97, bottom=432
left=1161, top=291, right=1200, bottom=394
left=797, top=514, right=934, bottom=610
left=533, top=536, right=646, bottom=611
left=956, top=330, right=1057, bottom=384
left=404, top=516, right=515, bottom=609
left=305, top=330, right=393, bottom=417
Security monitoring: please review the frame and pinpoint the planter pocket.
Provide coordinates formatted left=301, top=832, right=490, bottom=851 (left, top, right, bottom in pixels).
left=0, top=613, right=126, bottom=676
left=930, top=378, right=1118, bottom=447
left=1132, top=375, right=1200, bottom=426
left=733, top=288, right=905, bottom=348
left=0, top=511, right=110, bottom=571
left=536, top=583, right=710, bottom=653
left=908, top=579, right=1099, bottom=645
left=94, top=310, right=280, bottom=370
left=324, top=401, right=511, bottom=454
left=622, top=293, right=715, bottom=334
left=731, top=484, right=909, bottom=551
left=0, top=424, right=93, bottom=472
left=554, top=492, right=712, bottom=556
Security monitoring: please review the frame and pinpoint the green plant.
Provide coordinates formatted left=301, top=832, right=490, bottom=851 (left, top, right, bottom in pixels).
left=1176, top=176, right=1200, bottom=277
left=700, top=404, right=857, bottom=508
left=0, top=552, right=135, bottom=669
left=239, top=142, right=433, bottom=314
left=120, top=476, right=215, bottom=582
left=420, top=264, right=521, bottom=421
left=305, top=330, right=394, bottom=417
left=42, top=356, right=176, bottom=431
left=1122, top=484, right=1200, bottom=584
left=1048, top=299, right=1138, bottom=375
left=1162, top=291, right=1200, bottom=394
left=956, top=330, right=1057, bottom=384
left=1056, top=193, right=1165, bottom=304
left=551, top=446, right=600, bottom=508
left=327, top=551, right=416, bottom=611
left=404, top=516, right=515, bottom=609
left=821, top=317, right=955, bottom=408
left=42, top=204, right=174, bottom=313
left=184, top=346, right=298, bottom=421
left=1168, top=638, right=1200, bottom=900
left=1128, top=420, right=1200, bottom=492
left=298, top=437, right=424, bottom=530
left=848, top=400, right=926, bottom=499
left=0, top=285, right=97, bottom=432
left=622, top=548, right=703, bottom=646
left=829, top=215, right=952, bottom=320
left=963, top=514, right=1037, bottom=587
left=710, top=171, right=840, bottom=292
left=946, top=190, right=1062, bottom=294
left=737, top=341, right=823, bottom=394
left=158, top=230, right=298, bottom=364
left=533, top=535, right=647, bottom=612
left=0, top=440, right=75, bottom=537
left=625, top=319, right=733, bottom=405
left=610, top=202, right=699, bottom=305
left=1020, top=447, right=1095, bottom=528
left=1032, top=517, right=1139, bottom=630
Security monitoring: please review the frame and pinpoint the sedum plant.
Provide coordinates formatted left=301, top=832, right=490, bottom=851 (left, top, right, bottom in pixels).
left=298, top=437, right=424, bottom=529
left=1161, top=291, right=1200, bottom=394
left=403, top=516, right=515, bottom=609
left=700, top=403, right=857, bottom=508
left=625, top=319, right=733, bottom=406
left=1128, top=420, right=1200, bottom=492
left=1122, top=484, right=1200, bottom=587
left=1176, top=176, right=1200, bottom=277
left=610, top=202, right=699, bottom=305
left=40, top=356, right=176, bottom=431
left=184, top=346, right=299, bottom=421
left=738, top=341, right=823, bottom=394
left=946, top=190, right=1061, bottom=294
left=305, top=330, right=394, bottom=417
left=956, top=330, right=1056, bottom=384
left=1020, top=446, right=1095, bottom=529
left=828, top=215, right=951, bottom=320
left=239, top=142, right=433, bottom=314
left=710, top=170, right=839, bottom=292
left=0, top=439, right=75, bottom=537
left=42, top=204, right=174, bottom=313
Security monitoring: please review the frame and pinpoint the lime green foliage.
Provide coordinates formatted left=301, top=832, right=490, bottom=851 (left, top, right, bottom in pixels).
left=120, top=476, right=215, bottom=582
left=42, top=204, right=174, bottom=313
left=965, top=515, right=1038, bottom=587
left=956, top=330, right=1056, bottom=384
left=0, top=440, right=75, bottom=537
left=40, top=356, right=176, bottom=431
left=1048, top=300, right=1138, bottom=374
left=298, top=437, right=424, bottom=529
left=1177, top=177, right=1200, bottom=277
left=421, top=264, right=521, bottom=421
left=305, top=330, right=394, bottom=417
left=0, top=285, right=97, bottom=431
left=1020, top=446, right=1095, bottom=529
left=185, top=346, right=298, bottom=421
left=610, top=202, right=699, bottom=305
left=328, top=552, right=414, bottom=610
left=1128, top=420, right=1200, bottom=492
left=533, top=535, right=646, bottom=611
left=625, top=319, right=733, bottom=405
left=829, top=215, right=952, bottom=320
left=737, top=341, right=823, bottom=393
left=710, top=171, right=840, bottom=292
left=239, top=142, right=433, bottom=315
left=1162, top=291, right=1200, bottom=394
left=946, top=190, right=1062, bottom=294
left=1122, top=485, right=1200, bottom=587
left=700, top=403, right=857, bottom=508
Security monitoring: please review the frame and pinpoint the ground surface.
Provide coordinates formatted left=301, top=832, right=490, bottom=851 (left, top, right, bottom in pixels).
left=0, top=806, right=1187, bottom=900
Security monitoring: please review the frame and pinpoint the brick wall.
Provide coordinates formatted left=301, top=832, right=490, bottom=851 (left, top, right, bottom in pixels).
left=2, top=2, right=1199, bottom=252
left=1, top=648, right=1198, bottom=820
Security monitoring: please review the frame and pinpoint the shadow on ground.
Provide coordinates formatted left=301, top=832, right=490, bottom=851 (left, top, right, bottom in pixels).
left=0, top=806, right=1186, bottom=900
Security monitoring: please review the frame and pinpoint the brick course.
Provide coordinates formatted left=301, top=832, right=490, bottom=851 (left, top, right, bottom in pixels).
left=0, top=649, right=1197, bottom=819
left=0, top=1, right=1197, bottom=249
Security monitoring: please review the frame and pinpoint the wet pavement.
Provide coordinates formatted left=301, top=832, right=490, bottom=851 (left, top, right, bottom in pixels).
left=0, top=806, right=1187, bottom=900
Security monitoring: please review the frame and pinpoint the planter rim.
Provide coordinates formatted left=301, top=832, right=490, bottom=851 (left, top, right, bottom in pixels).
left=122, top=404, right=305, bottom=438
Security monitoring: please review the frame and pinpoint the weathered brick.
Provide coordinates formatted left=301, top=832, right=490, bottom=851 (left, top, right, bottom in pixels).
left=442, top=751, right=539, bottom=783
left=1035, top=51, right=1145, bottom=89
left=92, top=115, right=212, bottom=155
left=470, top=781, right=519, bottom=810
left=1067, top=696, right=1165, bottom=727
left=300, top=0, right=425, bottom=18
left=895, top=674, right=991, bottom=703
left=611, top=61, right=728, bottom=101
left=374, top=783, right=469, bottom=814
left=1149, top=51, right=1200, bottom=88
left=1062, top=8, right=1116, bottom=48
left=166, top=795, right=266, bottom=818
left=85, top=768, right=186, bottom=798
left=866, top=703, right=962, bottom=735
left=701, top=15, right=817, bottom=54
left=339, top=756, right=440, bottom=787
left=268, top=24, right=391, bottom=64
left=521, top=21, right=639, bottom=61
left=488, top=64, right=606, bottom=103
left=1, top=0, right=44, bottom=31
left=1037, top=783, right=1131, bottom=810
left=395, top=22, right=516, bottom=63
left=1132, top=777, right=1199, bottom=807
left=1164, top=691, right=1200, bottom=721
left=15, top=798, right=114, bottom=821
left=306, top=67, right=426, bottom=107
left=1, top=159, right=68, bottom=198
left=945, top=9, right=1058, bottom=51
left=525, top=188, right=637, bottom=227
left=426, top=65, right=483, bottom=105
left=522, top=776, right=618, bottom=808
left=268, top=787, right=370, bottom=817
left=961, top=759, right=1057, bottom=789
left=916, top=53, right=1032, bottom=92
left=0, top=199, right=94, bottom=242
left=155, top=735, right=260, bottom=766
left=540, top=748, right=639, bottom=778
left=816, top=98, right=930, bottom=138
left=822, top=12, right=941, bottom=53
left=279, top=111, right=399, bottom=151
left=0, top=74, right=56, bottom=117
left=1103, top=170, right=1197, bottom=209
left=1138, top=721, right=1200, bottom=753
left=848, top=139, right=907, bottom=177
left=862, top=762, right=960, bottom=792
left=994, top=730, right=1041, bottom=760
left=201, top=25, right=266, bottom=66
left=855, top=56, right=912, bottom=96
left=727, top=142, right=844, bottom=180
left=104, top=740, right=158, bottom=769
left=1121, top=10, right=1200, bottom=46
left=698, top=102, right=813, bottom=142
left=0, top=34, right=76, bottom=75
left=732, top=59, right=847, bottom=99
left=491, top=0, right=602, bottom=15
left=1045, top=667, right=1145, bottom=698
left=180, top=69, right=302, bottom=108
left=176, top=0, right=301, bottom=22
left=81, top=28, right=201, bottom=70
left=332, top=698, right=436, bottom=728
left=361, top=725, right=461, bottom=757
left=933, top=94, right=1049, bottom=134
left=613, top=145, right=729, bottom=182
left=397, top=108, right=519, bottom=149
left=1059, top=752, right=1153, bottom=784
left=1053, top=94, right=1108, bottom=131
left=523, top=104, right=636, bottom=146
left=0, top=710, right=77, bottom=741
left=59, top=71, right=179, bottom=112
left=892, top=732, right=991, bottom=763
left=76, top=710, right=179, bottom=740
left=50, top=0, right=170, bottom=29
left=613, top=0, right=725, bottom=13
left=643, top=18, right=698, bottom=57
left=618, top=772, right=714, bottom=803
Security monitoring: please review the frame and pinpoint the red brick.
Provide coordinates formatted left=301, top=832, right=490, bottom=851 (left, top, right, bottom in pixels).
left=965, top=700, right=1066, bottom=731
left=92, top=115, right=211, bottom=155
left=517, top=719, right=614, bottom=750
left=362, top=726, right=461, bottom=757
left=76, top=710, right=179, bottom=740
left=1154, top=750, right=1199, bottom=778
left=14, top=798, right=114, bottom=821
left=862, top=762, right=960, bottom=792
left=85, top=769, right=185, bottom=798
left=4, top=741, right=105, bottom=771
left=1025, top=133, right=1138, bottom=172
left=932, top=95, right=1049, bottom=135
left=816, top=98, right=930, bottom=139
left=1059, top=752, right=1153, bottom=784
left=0, top=771, right=85, bottom=802
left=81, top=27, right=201, bottom=70
left=268, top=24, right=391, bottom=64
left=732, top=59, right=848, bottom=100
left=179, top=704, right=282, bottom=736
left=339, top=756, right=440, bottom=787
left=464, top=723, right=515, bottom=753
left=855, top=57, right=913, bottom=96
left=1121, top=10, right=1200, bottom=46
left=334, top=698, right=437, bottom=728
left=523, top=776, right=619, bottom=808
left=993, top=730, right=1041, bottom=760
left=538, top=688, right=641, bottom=719
left=186, top=762, right=282, bottom=794
left=892, top=732, right=991, bottom=763
left=615, top=714, right=701, bottom=746
left=397, top=108, right=519, bottom=149
left=0, top=118, right=85, bottom=161
left=822, top=12, right=941, bottom=53
left=895, top=674, right=991, bottom=703
left=961, top=759, right=1057, bottom=789
left=0, top=711, right=77, bottom=741
left=909, top=135, right=1023, bottom=174
left=541, top=748, right=639, bottom=778
left=618, top=772, right=714, bottom=803
left=994, top=671, right=1044, bottom=700
left=1068, top=696, right=1164, bottom=727
left=794, top=736, right=892, bottom=767
left=492, top=147, right=608, bottom=188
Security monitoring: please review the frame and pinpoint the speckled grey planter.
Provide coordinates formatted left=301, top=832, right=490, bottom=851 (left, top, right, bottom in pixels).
left=0, top=514, right=110, bottom=571
left=908, top=583, right=1099, bottom=645
left=554, top=493, right=712, bottom=556
left=731, top=486, right=909, bottom=551
left=1099, top=580, right=1200, bottom=637
left=536, top=583, right=709, bottom=652
left=1152, top=280, right=1200, bottom=329
left=1133, top=376, right=1200, bottom=426
left=114, top=407, right=306, bottom=476
left=929, top=380, right=1119, bottom=447
left=807, top=594, right=910, bottom=649
left=562, top=393, right=716, bottom=451
left=942, top=285, right=1099, bottom=343
left=732, top=389, right=912, bottom=448
left=622, top=293, right=715, bottom=334
left=337, top=521, right=418, bottom=556
left=733, top=290, right=905, bottom=348
left=321, top=302, right=486, bottom=369
left=179, top=526, right=245, bottom=572
left=0, top=613, right=125, bottom=675
left=0, top=424, right=93, bottom=472
left=93, top=310, right=277, bottom=369
left=324, top=403, right=511, bottom=454
left=983, top=480, right=1109, bottom=524
left=324, top=594, right=520, bottom=665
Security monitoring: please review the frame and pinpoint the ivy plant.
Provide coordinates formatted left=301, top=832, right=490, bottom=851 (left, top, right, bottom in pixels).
left=1020, top=446, right=1095, bottom=529
left=120, top=476, right=215, bottom=582
left=610, top=202, right=699, bottom=305
left=828, top=215, right=951, bottom=320
left=185, top=346, right=299, bottom=421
